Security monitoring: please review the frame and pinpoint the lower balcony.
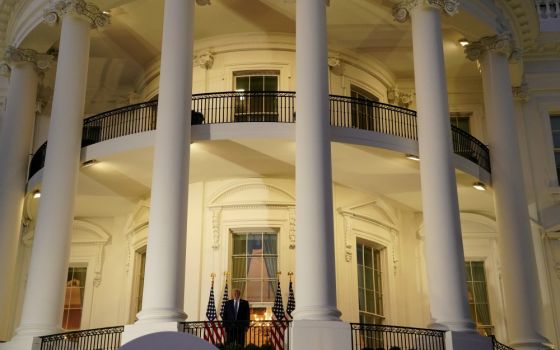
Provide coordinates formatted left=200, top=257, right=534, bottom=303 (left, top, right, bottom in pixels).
left=35, top=323, right=514, bottom=350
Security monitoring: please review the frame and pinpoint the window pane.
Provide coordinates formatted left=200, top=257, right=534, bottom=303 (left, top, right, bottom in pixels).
left=233, top=234, right=246, bottom=255
left=247, top=234, right=262, bottom=254
left=550, top=116, right=560, bottom=131
left=264, top=76, right=278, bottom=91
left=364, top=247, right=373, bottom=268
left=263, top=234, right=277, bottom=255
left=236, top=76, right=249, bottom=91
left=232, top=257, right=247, bottom=278
left=366, top=291, right=375, bottom=313
left=246, top=280, right=262, bottom=301
left=358, top=288, right=365, bottom=310
left=263, top=257, right=277, bottom=278
left=555, top=152, right=560, bottom=164
left=552, top=133, right=560, bottom=148
left=364, top=267, right=374, bottom=290
left=250, top=76, right=264, bottom=92
left=357, top=244, right=363, bottom=265
left=357, top=266, right=364, bottom=288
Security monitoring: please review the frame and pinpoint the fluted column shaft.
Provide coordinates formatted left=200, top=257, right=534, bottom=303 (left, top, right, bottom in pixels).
left=15, top=1, right=108, bottom=336
left=468, top=34, right=552, bottom=350
left=293, top=0, right=341, bottom=321
left=407, top=4, right=474, bottom=331
left=136, top=0, right=194, bottom=322
left=0, top=59, right=39, bottom=341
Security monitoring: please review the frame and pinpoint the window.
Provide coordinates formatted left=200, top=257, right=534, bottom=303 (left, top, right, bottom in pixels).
left=234, top=71, right=279, bottom=122
left=465, top=261, right=493, bottom=336
left=357, top=243, right=384, bottom=324
left=450, top=112, right=471, bottom=133
left=131, top=248, right=147, bottom=320
left=550, top=115, right=560, bottom=182
left=231, top=231, right=278, bottom=305
left=350, top=85, right=379, bottom=131
left=63, top=266, right=87, bottom=330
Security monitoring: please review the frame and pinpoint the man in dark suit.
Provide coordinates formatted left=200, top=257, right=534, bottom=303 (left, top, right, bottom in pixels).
left=222, top=289, right=250, bottom=346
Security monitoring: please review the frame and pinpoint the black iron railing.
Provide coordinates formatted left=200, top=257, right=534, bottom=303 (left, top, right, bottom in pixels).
left=180, top=320, right=291, bottom=349
left=350, top=323, right=446, bottom=350
left=491, top=336, right=514, bottom=350
left=39, top=326, right=124, bottom=350
left=27, top=91, right=491, bottom=180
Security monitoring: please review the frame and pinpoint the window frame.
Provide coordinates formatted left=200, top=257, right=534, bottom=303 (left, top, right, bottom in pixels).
left=62, top=265, right=88, bottom=330
left=130, top=246, right=147, bottom=321
left=464, top=260, right=494, bottom=336
left=550, top=114, right=560, bottom=183
left=356, top=241, right=385, bottom=325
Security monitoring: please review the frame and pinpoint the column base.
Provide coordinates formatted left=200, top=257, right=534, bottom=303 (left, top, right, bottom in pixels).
left=510, top=337, right=554, bottom=350
left=0, top=335, right=41, bottom=350
left=121, top=322, right=181, bottom=346
left=445, top=331, right=492, bottom=350
left=290, top=320, right=351, bottom=350
left=291, top=305, right=341, bottom=321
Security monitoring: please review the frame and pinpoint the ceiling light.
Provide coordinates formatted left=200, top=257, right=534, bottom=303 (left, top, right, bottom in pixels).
left=473, top=182, right=486, bottom=191
left=406, top=154, right=420, bottom=161
left=81, top=159, right=98, bottom=168
left=459, top=38, right=469, bottom=47
left=33, top=191, right=41, bottom=199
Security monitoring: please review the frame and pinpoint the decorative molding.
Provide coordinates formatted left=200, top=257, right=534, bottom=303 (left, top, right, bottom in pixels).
left=465, top=32, right=517, bottom=62
left=43, top=0, right=111, bottom=28
left=387, top=87, right=414, bottom=108
left=211, top=207, right=222, bottom=249
left=328, top=55, right=343, bottom=75
left=0, top=63, right=11, bottom=77
left=4, top=46, right=54, bottom=75
left=393, top=0, right=459, bottom=23
left=512, top=81, right=529, bottom=102
left=194, top=50, right=214, bottom=69
left=288, top=207, right=296, bottom=249
left=342, top=213, right=353, bottom=262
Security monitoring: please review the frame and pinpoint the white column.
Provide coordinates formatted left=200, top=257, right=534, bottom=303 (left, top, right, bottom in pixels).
left=136, top=0, right=194, bottom=323
left=394, top=1, right=474, bottom=332
left=466, top=34, right=553, bottom=350
left=13, top=1, right=108, bottom=339
left=294, top=0, right=340, bottom=322
left=0, top=47, right=48, bottom=341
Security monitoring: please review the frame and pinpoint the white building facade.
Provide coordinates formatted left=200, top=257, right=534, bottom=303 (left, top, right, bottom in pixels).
left=0, top=0, right=559, bottom=350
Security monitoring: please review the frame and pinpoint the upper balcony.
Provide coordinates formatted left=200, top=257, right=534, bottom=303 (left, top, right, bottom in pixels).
left=27, top=91, right=490, bottom=182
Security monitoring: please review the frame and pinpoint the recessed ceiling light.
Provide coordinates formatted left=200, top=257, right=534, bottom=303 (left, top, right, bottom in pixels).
left=459, top=38, right=469, bottom=47
left=406, top=154, right=420, bottom=161
left=33, top=191, right=41, bottom=199
left=82, top=159, right=98, bottom=168
left=473, top=182, right=486, bottom=191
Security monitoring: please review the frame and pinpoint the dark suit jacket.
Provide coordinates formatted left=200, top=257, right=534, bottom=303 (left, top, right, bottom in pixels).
left=222, top=298, right=250, bottom=323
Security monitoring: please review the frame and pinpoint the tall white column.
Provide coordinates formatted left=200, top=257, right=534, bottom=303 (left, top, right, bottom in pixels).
left=394, top=1, right=474, bottom=332
left=294, top=0, right=340, bottom=322
left=0, top=47, right=49, bottom=341
left=13, top=1, right=109, bottom=339
left=466, top=34, right=553, bottom=350
left=136, top=0, right=194, bottom=323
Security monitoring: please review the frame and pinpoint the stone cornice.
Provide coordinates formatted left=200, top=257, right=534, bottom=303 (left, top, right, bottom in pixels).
left=464, top=33, right=519, bottom=62
left=3, top=46, right=54, bottom=75
left=43, top=0, right=110, bottom=28
left=393, top=0, right=459, bottom=23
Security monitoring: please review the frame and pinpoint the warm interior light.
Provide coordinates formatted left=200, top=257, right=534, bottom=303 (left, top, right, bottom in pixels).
left=406, top=154, right=420, bottom=161
left=33, top=191, right=41, bottom=199
left=473, top=182, right=486, bottom=191
left=459, top=38, right=469, bottom=47
left=81, top=159, right=98, bottom=168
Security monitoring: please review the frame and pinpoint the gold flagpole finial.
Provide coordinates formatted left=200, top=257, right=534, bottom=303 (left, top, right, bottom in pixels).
left=210, top=273, right=216, bottom=282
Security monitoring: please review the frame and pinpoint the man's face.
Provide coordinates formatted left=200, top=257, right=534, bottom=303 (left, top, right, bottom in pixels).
left=234, top=290, right=241, bottom=299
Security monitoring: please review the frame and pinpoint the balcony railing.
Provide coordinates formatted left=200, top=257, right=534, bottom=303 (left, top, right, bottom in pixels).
left=491, top=336, right=514, bottom=350
left=351, top=323, right=446, bottom=350
left=38, top=326, right=124, bottom=350
left=180, top=320, right=291, bottom=349
left=28, top=91, right=491, bottom=180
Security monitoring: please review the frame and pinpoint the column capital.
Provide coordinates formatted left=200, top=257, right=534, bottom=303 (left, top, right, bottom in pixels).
left=393, top=0, right=459, bottom=23
left=464, top=32, right=517, bottom=62
left=193, top=50, right=214, bottom=69
left=3, top=46, right=54, bottom=76
left=43, top=0, right=110, bottom=28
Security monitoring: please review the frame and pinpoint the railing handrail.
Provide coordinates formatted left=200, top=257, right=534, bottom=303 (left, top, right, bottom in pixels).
left=39, top=325, right=124, bottom=350
left=28, top=91, right=492, bottom=180
left=39, top=325, right=125, bottom=342
left=350, top=322, right=446, bottom=336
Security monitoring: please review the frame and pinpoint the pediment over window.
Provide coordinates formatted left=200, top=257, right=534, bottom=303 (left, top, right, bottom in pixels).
left=209, top=182, right=295, bottom=208
left=337, top=199, right=397, bottom=229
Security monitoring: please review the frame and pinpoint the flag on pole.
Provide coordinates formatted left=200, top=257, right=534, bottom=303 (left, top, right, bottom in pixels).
left=204, top=276, right=225, bottom=344
left=270, top=280, right=287, bottom=350
left=286, top=279, right=295, bottom=319
left=219, top=280, right=229, bottom=320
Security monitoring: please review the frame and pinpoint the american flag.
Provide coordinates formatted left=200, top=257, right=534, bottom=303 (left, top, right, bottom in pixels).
left=204, top=279, right=225, bottom=344
left=286, top=280, right=295, bottom=319
left=219, top=281, right=229, bottom=320
left=269, top=280, right=287, bottom=350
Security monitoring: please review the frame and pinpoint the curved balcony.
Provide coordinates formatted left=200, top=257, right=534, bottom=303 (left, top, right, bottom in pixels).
left=28, top=91, right=490, bottom=180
